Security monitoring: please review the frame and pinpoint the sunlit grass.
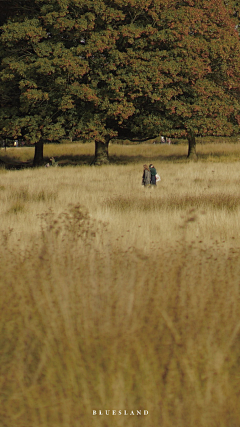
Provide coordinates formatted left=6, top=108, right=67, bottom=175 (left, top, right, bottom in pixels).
left=1, top=138, right=240, bottom=166
left=1, top=144, right=240, bottom=427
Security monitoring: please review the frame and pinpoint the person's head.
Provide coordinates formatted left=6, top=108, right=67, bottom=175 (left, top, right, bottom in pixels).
left=149, top=164, right=153, bottom=168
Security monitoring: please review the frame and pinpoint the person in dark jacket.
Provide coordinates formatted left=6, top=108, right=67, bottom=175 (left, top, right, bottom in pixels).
left=142, top=164, right=151, bottom=187
left=149, top=164, right=157, bottom=185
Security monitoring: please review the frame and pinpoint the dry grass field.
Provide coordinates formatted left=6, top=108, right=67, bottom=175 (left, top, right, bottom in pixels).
left=1, top=141, right=240, bottom=427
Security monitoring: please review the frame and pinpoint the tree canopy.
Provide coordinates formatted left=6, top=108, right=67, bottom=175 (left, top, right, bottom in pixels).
left=0, top=0, right=240, bottom=164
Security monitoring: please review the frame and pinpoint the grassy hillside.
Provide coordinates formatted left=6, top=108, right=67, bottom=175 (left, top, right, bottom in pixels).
left=1, top=143, right=240, bottom=427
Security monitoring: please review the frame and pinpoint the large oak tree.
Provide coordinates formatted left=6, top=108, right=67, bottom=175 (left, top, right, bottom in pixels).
left=0, top=0, right=240, bottom=164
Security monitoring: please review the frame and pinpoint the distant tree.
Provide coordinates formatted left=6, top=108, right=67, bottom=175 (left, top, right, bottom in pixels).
left=0, top=0, right=240, bottom=164
left=153, top=0, right=240, bottom=158
left=0, top=0, right=80, bottom=165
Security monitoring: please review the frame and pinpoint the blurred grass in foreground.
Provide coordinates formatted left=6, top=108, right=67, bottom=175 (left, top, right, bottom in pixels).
left=1, top=146, right=240, bottom=426
left=1, top=204, right=240, bottom=427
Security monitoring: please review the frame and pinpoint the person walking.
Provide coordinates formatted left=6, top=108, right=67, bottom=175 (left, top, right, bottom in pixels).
left=142, top=164, right=151, bottom=187
left=149, top=164, right=157, bottom=186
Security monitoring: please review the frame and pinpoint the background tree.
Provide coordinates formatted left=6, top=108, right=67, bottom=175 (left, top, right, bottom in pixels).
left=158, top=0, right=240, bottom=158
left=1, top=0, right=240, bottom=164
left=0, top=0, right=87, bottom=165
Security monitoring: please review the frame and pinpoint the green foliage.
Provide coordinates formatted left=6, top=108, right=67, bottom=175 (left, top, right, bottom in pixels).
left=0, top=0, right=240, bottom=147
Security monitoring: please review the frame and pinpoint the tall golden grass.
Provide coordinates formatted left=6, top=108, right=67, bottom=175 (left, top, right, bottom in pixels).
left=1, top=142, right=240, bottom=427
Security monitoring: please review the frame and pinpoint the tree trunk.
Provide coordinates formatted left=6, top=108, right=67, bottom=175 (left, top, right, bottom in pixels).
left=187, top=133, right=197, bottom=160
left=93, top=136, right=110, bottom=165
left=33, top=140, right=44, bottom=166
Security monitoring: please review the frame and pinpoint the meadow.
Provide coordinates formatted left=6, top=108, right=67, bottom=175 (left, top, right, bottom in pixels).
left=0, top=141, right=240, bottom=427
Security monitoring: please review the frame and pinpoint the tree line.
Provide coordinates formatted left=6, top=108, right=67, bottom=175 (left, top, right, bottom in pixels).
left=0, top=0, right=240, bottom=165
